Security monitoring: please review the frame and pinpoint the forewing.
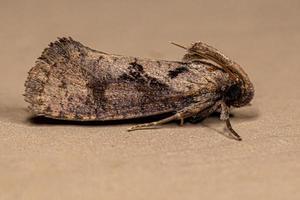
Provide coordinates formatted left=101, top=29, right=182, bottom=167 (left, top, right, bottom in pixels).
left=25, top=38, right=197, bottom=121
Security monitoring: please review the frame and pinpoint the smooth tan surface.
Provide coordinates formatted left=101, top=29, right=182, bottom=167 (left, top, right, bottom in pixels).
left=1, top=0, right=300, bottom=199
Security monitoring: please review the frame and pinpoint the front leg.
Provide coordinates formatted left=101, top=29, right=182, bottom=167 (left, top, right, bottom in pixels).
left=220, top=101, right=242, bottom=141
left=192, top=101, right=242, bottom=141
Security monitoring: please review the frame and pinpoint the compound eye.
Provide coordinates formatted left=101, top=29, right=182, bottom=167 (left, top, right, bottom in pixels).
left=226, top=84, right=242, bottom=103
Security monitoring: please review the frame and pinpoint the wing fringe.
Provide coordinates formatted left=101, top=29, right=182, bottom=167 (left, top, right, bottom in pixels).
left=24, top=37, right=84, bottom=114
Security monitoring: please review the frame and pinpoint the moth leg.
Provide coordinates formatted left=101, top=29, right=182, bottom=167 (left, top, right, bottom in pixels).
left=189, top=101, right=222, bottom=123
left=127, top=113, right=184, bottom=131
left=180, top=118, right=184, bottom=126
left=220, top=101, right=242, bottom=141
left=128, top=101, right=213, bottom=131
left=226, top=119, right=241, bottom=141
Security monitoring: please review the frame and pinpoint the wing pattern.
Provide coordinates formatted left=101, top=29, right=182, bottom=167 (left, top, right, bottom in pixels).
left=25, top=38, right=230, bottom=121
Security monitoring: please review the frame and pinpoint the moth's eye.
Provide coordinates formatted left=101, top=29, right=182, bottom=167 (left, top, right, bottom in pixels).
left=226, top=84, right=242, bottom=103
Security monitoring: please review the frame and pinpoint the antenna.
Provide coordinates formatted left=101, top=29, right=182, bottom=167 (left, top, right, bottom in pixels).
left=170, top=42, right=188, bottom=50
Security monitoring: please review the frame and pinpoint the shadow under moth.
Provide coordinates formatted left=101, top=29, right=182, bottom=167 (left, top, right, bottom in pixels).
left=24, top=37, right=254, bottom=141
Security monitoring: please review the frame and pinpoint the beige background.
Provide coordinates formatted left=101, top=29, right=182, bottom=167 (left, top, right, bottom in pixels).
left=1, top=0, right=300, bottom=199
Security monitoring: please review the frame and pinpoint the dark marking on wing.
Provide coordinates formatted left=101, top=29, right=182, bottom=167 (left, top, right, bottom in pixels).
left=168, top=65, right=189, bottom=79
left=129, top=59, right=144, bottom=72
left=46, top=106, right=52, bottom=113
left=115, top=60, right=177, bottom=117
left=119, top=59, right=169, bottom=89
left=60, top=79, right=67, bottom=89
left=88, top=79, right=108, bottom=115
left=97, top=55, right=104, bottom=63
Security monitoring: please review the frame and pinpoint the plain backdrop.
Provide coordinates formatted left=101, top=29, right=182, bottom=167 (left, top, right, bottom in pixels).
left=0, top=0, right=300, bottom=199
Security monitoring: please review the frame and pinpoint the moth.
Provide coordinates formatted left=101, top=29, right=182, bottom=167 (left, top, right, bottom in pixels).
left=25, top=37, right=254, bottom=141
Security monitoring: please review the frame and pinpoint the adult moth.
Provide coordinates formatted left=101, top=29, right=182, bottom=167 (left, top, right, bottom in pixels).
left=25, top=37, right=254, bottom=141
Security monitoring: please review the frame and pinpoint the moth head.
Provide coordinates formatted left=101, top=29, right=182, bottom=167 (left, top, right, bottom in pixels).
left=170, top=41, right=254, bottom=107
left=225, top=69, right=254, bottom=107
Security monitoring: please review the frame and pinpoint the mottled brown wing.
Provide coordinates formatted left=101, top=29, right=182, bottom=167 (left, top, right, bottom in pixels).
left=25, top=37, right=204, bottom=121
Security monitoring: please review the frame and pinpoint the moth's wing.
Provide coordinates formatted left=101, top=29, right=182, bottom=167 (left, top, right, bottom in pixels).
left=93, top=79, right=196, bottom=120
left=25, top=37, right=99, bottom=120
left=96, top=59, right=229, bottom=121
left=25, top=37, right=195, bottom=121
